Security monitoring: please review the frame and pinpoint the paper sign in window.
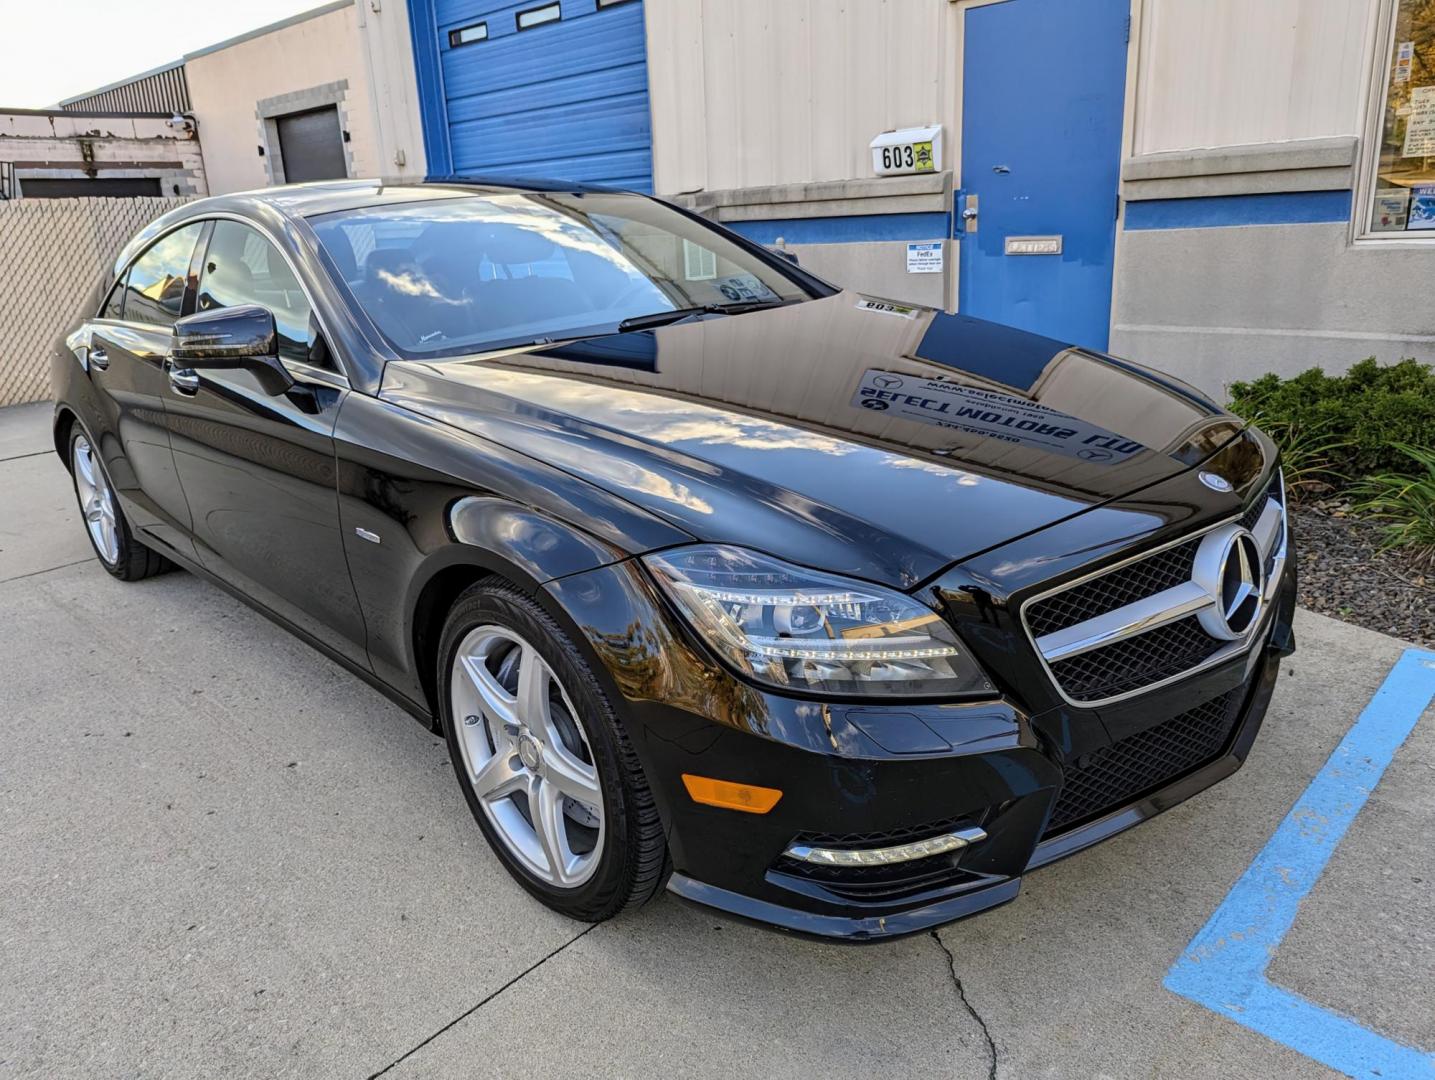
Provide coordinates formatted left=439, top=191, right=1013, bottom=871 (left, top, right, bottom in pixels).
left=1402, top=85, right=1435, bottom=158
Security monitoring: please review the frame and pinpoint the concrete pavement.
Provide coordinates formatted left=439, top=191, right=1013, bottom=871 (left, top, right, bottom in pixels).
left=2, top=399, right=1431, bottom=1079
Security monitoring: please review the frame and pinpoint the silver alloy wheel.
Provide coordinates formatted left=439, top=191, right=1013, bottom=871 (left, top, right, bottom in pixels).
left=73, top=433, right=119, bottom=565
left=450, top=625, right=605, bottom=888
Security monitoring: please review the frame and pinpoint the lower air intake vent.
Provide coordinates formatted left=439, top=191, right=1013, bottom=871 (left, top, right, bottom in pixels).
left=1044, top=688, right=1244, bottom=836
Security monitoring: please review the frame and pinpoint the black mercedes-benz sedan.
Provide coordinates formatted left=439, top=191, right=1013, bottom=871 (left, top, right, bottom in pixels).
left=51, top=179, right=1294, bottom=940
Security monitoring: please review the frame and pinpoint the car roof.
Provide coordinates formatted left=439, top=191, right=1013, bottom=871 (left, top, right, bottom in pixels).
left=191, top=176, right=636, bottom=220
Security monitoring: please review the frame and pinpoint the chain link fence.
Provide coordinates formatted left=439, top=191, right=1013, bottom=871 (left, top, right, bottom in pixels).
left=0, top=197, right=191, bottom=408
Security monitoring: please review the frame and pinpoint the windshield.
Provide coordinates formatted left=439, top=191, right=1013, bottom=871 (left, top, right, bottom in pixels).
left=309, top=191, right=813, bottom=358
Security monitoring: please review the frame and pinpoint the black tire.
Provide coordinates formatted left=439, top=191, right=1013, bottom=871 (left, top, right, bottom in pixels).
left=69, top=430, right=171, bottom=582
left=438, top=580, right=669, bottom=921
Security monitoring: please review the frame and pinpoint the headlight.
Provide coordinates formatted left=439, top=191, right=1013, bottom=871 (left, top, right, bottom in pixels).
left=642, top=545, right=995, bottom=697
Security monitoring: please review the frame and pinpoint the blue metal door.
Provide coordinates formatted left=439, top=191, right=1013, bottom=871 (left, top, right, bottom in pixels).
left=958, top=0, right=1129, bottom=350
left=419, top=0, right=652, bottom=189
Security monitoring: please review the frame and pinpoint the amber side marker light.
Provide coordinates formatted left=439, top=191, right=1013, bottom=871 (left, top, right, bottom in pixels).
left=681, top=774, right=783, bottom=814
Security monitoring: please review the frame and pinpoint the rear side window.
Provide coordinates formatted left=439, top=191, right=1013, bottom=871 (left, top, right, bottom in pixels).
left=197, top=220, right=327, bottom=369
left=122, top=224, right=204, bottom=327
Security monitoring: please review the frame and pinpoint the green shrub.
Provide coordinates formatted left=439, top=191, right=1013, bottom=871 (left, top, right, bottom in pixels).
left=1227, top=358, right=1435, bottom=486
left=1352, top=444, right=1435, bottom=569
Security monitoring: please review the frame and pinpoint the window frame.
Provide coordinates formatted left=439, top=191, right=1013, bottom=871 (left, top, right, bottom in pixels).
left=97, top=275, right=129, bottom=322
left=515, top=2, right=561, bottom=31
left=448, top=21, right=488, bottom=47
left=1354, top=0, right=1435, bottom=245
left=190, top=213, right=351, bottom=388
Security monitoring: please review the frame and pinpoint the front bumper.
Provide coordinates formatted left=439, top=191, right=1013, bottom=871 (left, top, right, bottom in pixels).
left=544, top=545, right=1297, bottom=943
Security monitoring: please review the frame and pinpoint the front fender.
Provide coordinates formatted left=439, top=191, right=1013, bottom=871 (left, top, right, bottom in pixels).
left=333, top=390, right=690, bottom=717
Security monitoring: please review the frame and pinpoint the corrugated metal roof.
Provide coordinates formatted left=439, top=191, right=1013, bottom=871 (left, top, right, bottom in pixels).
left=58, top=60, right=190, bottom=113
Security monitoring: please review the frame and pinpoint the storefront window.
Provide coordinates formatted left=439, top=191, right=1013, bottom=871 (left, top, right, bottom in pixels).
left=1367, top=0, right=1435, bottom=234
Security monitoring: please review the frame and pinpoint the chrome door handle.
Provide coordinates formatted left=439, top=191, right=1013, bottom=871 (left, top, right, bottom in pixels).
left=88, top=347, right=109, bottom=370
left=168, top=366, right=200, bottom=394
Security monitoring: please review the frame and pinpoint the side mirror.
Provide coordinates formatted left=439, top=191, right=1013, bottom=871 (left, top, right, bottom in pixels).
left=767, top=245, right=800, bottom=266
left=171, top=304, right=293, bottom=395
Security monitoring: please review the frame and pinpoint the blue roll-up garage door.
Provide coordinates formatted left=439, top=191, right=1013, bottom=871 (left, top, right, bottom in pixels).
left=421, top=0, right=652, bottom=190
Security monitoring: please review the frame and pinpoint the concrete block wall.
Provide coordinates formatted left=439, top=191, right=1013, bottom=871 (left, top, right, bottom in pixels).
left=0, top=197, right=190, bottom=407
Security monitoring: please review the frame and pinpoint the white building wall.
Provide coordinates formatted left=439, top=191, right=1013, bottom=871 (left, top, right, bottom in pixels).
left=1111, top=0, right=1435, bottom=399
left=1130, top=0, right=1375, bottom=154
left=185, top=2, right=379, bottom=193
left=354, top=0, right=427, bottom=179
left=646, top=0, right=958, bottom=195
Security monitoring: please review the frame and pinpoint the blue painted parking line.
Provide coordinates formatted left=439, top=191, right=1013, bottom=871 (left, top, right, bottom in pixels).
left=1166, top=648, right=1435, bottom=1079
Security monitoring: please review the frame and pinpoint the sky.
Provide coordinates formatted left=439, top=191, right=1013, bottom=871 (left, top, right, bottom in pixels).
left=0, top=0, right=332, bottom=108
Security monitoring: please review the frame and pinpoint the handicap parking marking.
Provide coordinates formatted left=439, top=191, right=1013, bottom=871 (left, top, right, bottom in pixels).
left=1166, top=648, right=1435, bottom=1080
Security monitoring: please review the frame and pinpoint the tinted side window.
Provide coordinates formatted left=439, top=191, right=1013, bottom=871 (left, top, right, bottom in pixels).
left=123, top=224, right=204, bottom=327
left=198, top=221, right=326, bottom=369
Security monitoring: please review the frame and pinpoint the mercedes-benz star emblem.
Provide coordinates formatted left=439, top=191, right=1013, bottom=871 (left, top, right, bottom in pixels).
left=1199, top=470, right=1233, bottom=493
left=1192, top=525, right=1265, bottom=640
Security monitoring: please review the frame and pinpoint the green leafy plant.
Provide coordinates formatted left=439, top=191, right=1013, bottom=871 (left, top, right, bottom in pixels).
left=1238, top=412, right=1349, bottom=501
left=1228, top=358, right=1435, bottom=485
left=1352, top=443, right=1435, bottom=570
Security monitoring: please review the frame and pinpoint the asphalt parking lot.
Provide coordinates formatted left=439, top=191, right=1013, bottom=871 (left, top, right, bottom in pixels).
left=3, top=399, right=1432, bottom=1080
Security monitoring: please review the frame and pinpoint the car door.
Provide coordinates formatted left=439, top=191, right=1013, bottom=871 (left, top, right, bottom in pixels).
left=86, top=222, right=206, bottom=554
left=162, top=217, right=368, bottom=666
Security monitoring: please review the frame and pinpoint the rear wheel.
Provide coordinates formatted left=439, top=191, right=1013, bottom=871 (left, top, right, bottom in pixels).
left=70, top=431, right=170, bottom=581
left=439, top=581, right=668, bottom=921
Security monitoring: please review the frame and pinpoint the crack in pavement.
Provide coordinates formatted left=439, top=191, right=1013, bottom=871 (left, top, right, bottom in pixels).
left=366, top=922, right=599, bottom=1078
left=0, top=558, right=93, bottom=586
left=931, top=930, right=999, bottom=1080
left=0, top=450, right=54, bottom=463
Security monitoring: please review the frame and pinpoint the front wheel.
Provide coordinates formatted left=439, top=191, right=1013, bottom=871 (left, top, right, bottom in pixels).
left=69, top=430, right=170, bottom=581
left=439, top=581, right=668, bottom=921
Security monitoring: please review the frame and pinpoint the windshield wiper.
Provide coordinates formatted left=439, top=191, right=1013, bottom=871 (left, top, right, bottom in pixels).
left=616, top=300, right=790, bottom=333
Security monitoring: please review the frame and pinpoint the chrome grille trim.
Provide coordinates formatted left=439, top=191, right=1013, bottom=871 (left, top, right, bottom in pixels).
left=1037, top=580, right=1214, bottom=662
left=1022, top=470, right=1287, bottom=707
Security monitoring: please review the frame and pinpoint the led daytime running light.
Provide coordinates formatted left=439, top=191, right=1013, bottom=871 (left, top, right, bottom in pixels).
left=744, top=636, right=959, bottom=661
left=696, top=588, right=872, bottom=606
left=784, top=826, right=988, bottom=867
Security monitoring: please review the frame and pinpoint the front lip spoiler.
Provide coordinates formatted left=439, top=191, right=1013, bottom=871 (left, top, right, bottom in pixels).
left=665, top=629, right=1287, bottom=943
left=665, top=872, right=1022, bottom=943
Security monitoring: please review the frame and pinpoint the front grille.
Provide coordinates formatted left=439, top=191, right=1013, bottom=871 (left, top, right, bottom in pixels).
left=1026, top=538, right=1200, bottom=637
left=1043, top=688, right=1244, bottom=836
left=1023, top=470, right=1287, bottom=704
left=1237, top=490, right=1270, bottom=532
left=772, top=817, right=983, bottom=902
left=1048, top=616, right=1225, bottom=701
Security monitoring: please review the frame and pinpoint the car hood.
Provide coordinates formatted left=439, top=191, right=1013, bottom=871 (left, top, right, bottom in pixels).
left=379, top=291, right=1243, bottom=588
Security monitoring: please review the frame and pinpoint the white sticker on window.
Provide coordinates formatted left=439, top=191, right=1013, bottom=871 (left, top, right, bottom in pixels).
left=714, top=274, right=777, bottom=302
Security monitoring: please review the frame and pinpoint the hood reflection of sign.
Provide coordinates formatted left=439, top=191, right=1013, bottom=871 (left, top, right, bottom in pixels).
left=850, top=369, right=1147, bottom=464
